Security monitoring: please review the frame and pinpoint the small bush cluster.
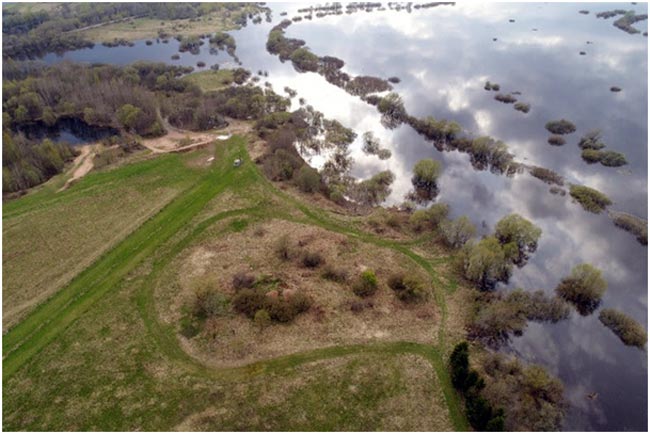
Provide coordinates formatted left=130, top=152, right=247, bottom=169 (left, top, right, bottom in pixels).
left=232, top=287, right=312, bottom=323
left=611, top=212, right=647, bottom=245
left=352, top=269, right=379, bottom=297
left=409, top=202, right=450, bottom=232
left=275, top=234, right=294, bottom=261
left=513, top=102, right=530, bottom=113
left=529, top=166, right=564, bottom=185
left=387, top=273, right=428, bottom=303
left=232, top=271, right=256, bottom=290
left=484, top=81, right=500, bottom=91
left=545, top=119, right=576, bottom=135
left=547, top=135, right=566, bottom=146
left=494, top=93, right=517, bottom=104
left=321, top=264, right=348, bottom=283
left=581, top=149, right=627, bottom=167
left=569, top=184, right=612, bottom=213
left=294, top=165, right=322, bottom=193
left=599, top=308, right=647, bottom=348
left=300, top=251, right=324, bottom=268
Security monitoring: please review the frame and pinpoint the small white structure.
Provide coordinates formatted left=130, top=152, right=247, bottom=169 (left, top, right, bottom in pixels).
left=233, top=158, right=242, bottom=167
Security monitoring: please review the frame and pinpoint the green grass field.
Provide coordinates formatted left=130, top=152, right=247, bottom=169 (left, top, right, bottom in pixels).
left=2, top=137, right=468, bottom=431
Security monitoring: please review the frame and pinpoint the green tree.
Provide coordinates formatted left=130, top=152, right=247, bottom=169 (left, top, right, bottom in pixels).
left=411, top=158, right=442, bottom=201
left=494, top=214, right=542, bottom=265
left=116, top=103, right=143, bottom=131
left=555, top=263, right=607, bottom=315
left=440, top=216, right=476, bottom=248
left=461, top=237, right=511, bottom=290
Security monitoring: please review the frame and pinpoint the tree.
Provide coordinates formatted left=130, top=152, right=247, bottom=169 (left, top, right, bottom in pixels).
left=494, top=214, right=542, bottom=265
left=116, top=103, right=143, bottom=131
left=555, top=263, right=607, bottom=315
left=411, top=158, right=442, bottom=202
left=441, top=216, right=476, bottom=248
left=461, top=237, right=512, bottom=290
left=449, top=341, right=470, bottom=389
left=353, top=170, right=395, bottom=206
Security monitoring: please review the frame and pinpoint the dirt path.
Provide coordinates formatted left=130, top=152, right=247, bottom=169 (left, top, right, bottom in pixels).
left=58, top=145, right=96, bottom=192
left=141, top=115, right=252, bottom=154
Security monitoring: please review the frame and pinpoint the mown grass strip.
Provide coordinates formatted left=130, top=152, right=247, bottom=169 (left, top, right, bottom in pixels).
left=2, top=137, right=245, bottom=381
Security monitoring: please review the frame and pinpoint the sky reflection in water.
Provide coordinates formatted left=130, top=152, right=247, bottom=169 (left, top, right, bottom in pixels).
left=43, top=3, right=648, bottom=430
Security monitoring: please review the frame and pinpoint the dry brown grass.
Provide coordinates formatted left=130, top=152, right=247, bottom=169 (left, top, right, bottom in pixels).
left=155, top=219, right=442, bottom=368
left=174, top=353, right=453, bottom=431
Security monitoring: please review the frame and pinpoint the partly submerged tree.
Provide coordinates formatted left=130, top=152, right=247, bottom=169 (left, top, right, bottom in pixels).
left=460, top=236, right=512, bottom=291
left=411, top=158, right=442, bottom=202
left=555, top=263, right=607, bottom=316
left=494, top=214, right=542, bottom=266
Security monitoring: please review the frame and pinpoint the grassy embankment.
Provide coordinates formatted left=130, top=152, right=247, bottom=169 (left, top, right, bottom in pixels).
left=3, top=136, right=468, bottom=431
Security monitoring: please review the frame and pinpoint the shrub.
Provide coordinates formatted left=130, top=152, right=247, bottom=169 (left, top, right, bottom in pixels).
left=494, top=93, right=517, bottom=104
left=513, top=102, right=530, bottom=113
left=545, top=119, right=576, bottom=135
left=388, top=273, right=427, bottom=303
left=547, top=135, right=566, bottom=146
left=301, top=251, right=324, bottom=268
left=610, top=86, right=622, bottom=92
left=232, top=271, right=256, bottom=290
left=599, top=308, right=647, bottom=348
left=274, top=234, right=294, bottom=260
left=197, top=61, right=206, bottom=68
left=263, top=148, right=302, bottom=181
left=529, top=166, right=563, bottom=185
left=352, top=269, right=379, bottom=297
left=193, top=288, right=229, bottom=319
left=409, top=210, right=429, bottom=232
left=555, top=263, right=607, bottom=315
left=254, top=309, right=272, bottom=330
left=321, top=264, right=348, bottom=283
left=294, top=165, right=321, bottom=193
left=440, top=216, right=476, bottom=249
left=578, top=129, right=606, bottom=149
left=611, top=212, right=647, bottom=245
left=569, top=185, right=612, bottom=213
left=409, top=203, right=449, bottom=231
left=232, top=288, right=267, bottom=318
left=599, top=150, right=627, bottom=167
left=581, top=148, right=602, bottom=163
left=265, top=291, right=312, bottom=322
